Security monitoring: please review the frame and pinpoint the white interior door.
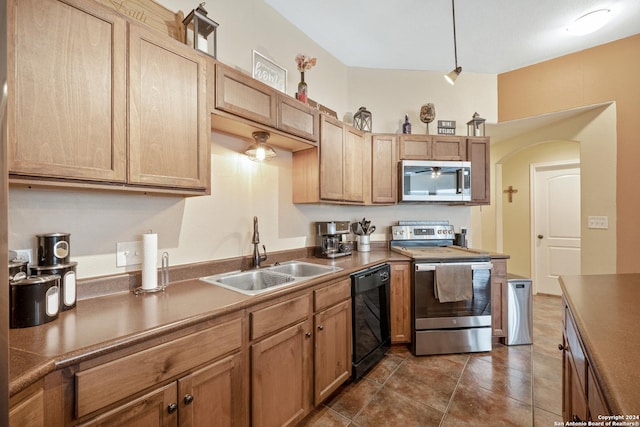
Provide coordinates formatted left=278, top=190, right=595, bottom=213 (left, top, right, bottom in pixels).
left=533, top=163, right=581, bottom=295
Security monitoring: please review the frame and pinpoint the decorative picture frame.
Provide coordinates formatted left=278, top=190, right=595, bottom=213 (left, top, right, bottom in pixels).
left=252, top=50, right=287, bottom=93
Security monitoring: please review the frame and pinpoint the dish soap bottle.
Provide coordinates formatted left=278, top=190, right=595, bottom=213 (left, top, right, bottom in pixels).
left=402, top=114, right=411, bottom=134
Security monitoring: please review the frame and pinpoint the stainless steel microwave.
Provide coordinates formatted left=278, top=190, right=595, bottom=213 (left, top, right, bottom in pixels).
left=399, top=160, right=471, bottom=202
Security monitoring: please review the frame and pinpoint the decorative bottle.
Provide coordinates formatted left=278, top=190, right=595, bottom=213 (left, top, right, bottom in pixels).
left=297, top=72, right=308, bottom=103
left=402, top=114, right=412, bottom=134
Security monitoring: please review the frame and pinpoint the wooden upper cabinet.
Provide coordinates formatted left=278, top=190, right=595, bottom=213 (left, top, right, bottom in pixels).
left=8, top=0, right=127, bottom=182
left=398, top=135, right=431, bottom=160
left=215, top=63, right=278, bottom=128
left=432, top=135, right=466, bottom=160
left=128, top=24, right=209, bottom=190
left=319, top=115, right=346, bottom=201
left=467, top=137, right=490, bottom=204
left=371, top=134, right=397, bottom=204
left=277, top=95, right=319, bottom=142
left=343, top=126, right=366, bottom=203
left=398, top=135, right=466, bottom=161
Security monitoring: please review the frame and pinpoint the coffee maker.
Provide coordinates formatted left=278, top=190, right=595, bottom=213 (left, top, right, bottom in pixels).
left=315, top=221, right=352, bottom=258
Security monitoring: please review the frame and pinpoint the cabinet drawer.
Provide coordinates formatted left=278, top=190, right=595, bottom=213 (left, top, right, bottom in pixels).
left=251, top=294, right=311, bottom=340
left=75, top=318, right=242, bottom=418
left=314, top=279, right=351, bottom=311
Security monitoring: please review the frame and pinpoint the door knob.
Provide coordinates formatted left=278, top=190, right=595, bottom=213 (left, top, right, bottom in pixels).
left=537, top=235, right=544, bottom=239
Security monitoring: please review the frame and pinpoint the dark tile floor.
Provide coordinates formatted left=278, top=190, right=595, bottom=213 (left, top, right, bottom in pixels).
left=299, top=294, right=563, bottom=427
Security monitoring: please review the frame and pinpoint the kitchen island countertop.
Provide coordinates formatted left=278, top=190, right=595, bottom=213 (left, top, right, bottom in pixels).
left=559, top=273, right=640, bottom=415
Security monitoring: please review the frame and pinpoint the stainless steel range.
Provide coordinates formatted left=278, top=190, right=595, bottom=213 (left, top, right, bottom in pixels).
left=390, top=221, right=493, bottom=356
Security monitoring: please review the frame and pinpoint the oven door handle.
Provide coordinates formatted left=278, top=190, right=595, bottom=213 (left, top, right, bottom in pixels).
left=415, top=262, right=493, bottom=272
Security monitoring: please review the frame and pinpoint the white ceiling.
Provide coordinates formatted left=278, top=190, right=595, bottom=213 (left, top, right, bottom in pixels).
left=265, top=0, right=640, bottom=74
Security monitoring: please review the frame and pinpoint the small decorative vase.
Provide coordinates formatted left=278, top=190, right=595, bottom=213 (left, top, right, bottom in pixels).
left=402, top=114, right=412, bottom=134
left=296, top=72, right=308, bottom=103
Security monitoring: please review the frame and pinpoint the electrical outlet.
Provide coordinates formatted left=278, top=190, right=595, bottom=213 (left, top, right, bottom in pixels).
left=116, top=241, right=143, bottom=267
left=13, top=249, right=33, bottom=264
left=587, top=216, right=609, bottom=229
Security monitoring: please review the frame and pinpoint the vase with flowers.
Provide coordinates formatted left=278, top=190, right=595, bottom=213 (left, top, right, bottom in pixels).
left=295, top=53, right=317, bottom=103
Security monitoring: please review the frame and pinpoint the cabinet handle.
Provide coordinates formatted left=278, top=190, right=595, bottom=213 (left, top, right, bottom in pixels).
left=305, top=332, right=312, bottom=337
left=558, top=344, right=565, bottom=351
left=167, top=403, right=178, bottom=414
left=318, top=325, right=324, bottom=331
left=184, top=394, right=194, bottom=405
left=572, top=415, right=583, bottom=422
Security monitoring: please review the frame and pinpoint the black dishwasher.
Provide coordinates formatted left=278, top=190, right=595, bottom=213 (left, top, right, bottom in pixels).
left=351, top=263, right=391, bottom=380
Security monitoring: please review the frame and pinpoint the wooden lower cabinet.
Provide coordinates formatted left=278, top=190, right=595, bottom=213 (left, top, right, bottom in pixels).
left=390, top=262, right=411, bottom=344
left=9, top=383, right=45, bottom=427
left=562, top=299, right=611, bottom=422
left=78, top=383, right=177, bottom=426
left=251, top=320, right=313, bottom=427
left=490, top=257, right=508, bottom=339
left=314, top=299, right=352, bottom=404
left=72, top=317, right=244, bottom=426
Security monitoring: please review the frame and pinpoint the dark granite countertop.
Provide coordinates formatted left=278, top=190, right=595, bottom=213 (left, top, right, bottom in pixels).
left=9, top=250, right=407, bottom=397
left=559, top=273, right=640, bottom=415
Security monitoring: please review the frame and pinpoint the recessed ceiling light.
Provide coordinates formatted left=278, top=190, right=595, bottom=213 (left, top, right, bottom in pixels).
left=566, top=9, right=611, bottom=36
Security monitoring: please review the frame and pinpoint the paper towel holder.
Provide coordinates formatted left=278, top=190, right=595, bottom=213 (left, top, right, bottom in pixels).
left=134, top=251, right=170, bottom=295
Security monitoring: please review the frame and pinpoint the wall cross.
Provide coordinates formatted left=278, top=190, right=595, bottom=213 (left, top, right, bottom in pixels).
left=503, top=185, right=518, bottom=203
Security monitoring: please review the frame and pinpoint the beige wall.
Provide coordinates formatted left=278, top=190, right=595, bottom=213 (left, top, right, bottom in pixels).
left=498, top=35, right=639, bottom=273
left=8, top=0, right=497, bottom=279
left=500, top=141, right=580, bottom=277
left=475, top=104, right=617, bottom=277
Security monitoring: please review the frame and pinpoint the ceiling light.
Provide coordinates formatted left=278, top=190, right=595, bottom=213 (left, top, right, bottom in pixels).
left=245, top=131, right=276, bottom=162
left=566, top=9, right=611, bottom=36
left=444, top=0, right=462, bottom=85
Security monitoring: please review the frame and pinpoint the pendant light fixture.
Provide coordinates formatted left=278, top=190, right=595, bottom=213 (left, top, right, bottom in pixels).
left=245, top=131, right=276, bottom=162
left=444, top=0, right=462, bottom=85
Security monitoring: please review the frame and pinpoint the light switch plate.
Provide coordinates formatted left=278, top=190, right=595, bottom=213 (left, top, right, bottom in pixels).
left=587, top=216, right=608, bottom=229
left=116, top=241, right=143, bottom=267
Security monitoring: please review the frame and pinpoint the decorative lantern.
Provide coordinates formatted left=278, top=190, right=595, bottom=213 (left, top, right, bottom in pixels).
left=467, top=112, right=486, bottom=137
left=183, top=3, right=219, bottom=59
left=353, top=106, right=372, bottom=132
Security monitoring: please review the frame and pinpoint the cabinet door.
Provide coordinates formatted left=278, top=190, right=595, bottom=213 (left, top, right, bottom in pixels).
left=215, top=63, right=278, bottom=128
left=390, top=262, right=411, bottom=343
left=564, top=349, right=588, bottom=423
left=178, top=353, right=245, bottom=427
left=398, top=136, right=431, bottom=160
left=278, top=95, right=319, bottom=142
left=314, top=299, right=352, bottom=405
left=77, top=383, right=177, bottom=427
left=9, top=386, right=44, bottom=427
left=128, top=24, right=209, bottom=190
left=371, top=134, right=397, bottom=204
left=432, top=136, right=466, bottom=160
left=343, top=126, right=366, bottom=203
left=491, top=259, right=508, bottom=338
left=8, top=0, right=127, bottom=182
left=319, top=115, right=345, bottom=201
left=251, top=320, right=313, bottom=427
left=467, top=137, right=490, bottom=204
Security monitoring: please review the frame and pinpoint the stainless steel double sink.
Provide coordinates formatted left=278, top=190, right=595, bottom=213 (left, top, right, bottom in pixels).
left=200, top=261, right=343, bottom=295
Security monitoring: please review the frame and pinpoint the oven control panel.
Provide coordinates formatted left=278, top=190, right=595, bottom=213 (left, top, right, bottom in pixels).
left=391, top=224, right=455, bottom=240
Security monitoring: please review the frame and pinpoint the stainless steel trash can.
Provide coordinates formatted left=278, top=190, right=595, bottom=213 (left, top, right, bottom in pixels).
left=506, top=274, right=533, bottom=345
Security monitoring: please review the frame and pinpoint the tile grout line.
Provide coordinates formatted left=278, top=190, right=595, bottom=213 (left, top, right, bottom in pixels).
left=437, top=354, right=471, bottom=427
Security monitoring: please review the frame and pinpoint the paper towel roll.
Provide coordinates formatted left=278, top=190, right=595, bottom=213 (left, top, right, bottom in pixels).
left=142, top=233, right=158, bottom=290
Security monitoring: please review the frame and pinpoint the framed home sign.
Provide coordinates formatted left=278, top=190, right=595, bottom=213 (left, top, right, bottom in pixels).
left=252, top=50, right=287, bottom=93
